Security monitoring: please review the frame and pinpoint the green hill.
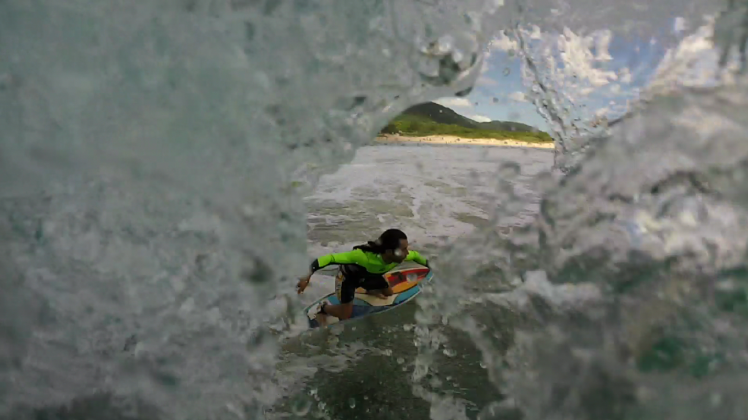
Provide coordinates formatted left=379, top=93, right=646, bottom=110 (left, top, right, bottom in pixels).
left=478, top=120, right=536, bottom=132
left=380, top=102, right=552, bottom=143
left=398, top=102, right=480, bottom=128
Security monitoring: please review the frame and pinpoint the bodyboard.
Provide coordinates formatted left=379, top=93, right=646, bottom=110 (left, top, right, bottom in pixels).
left=380, top=266, right=432, bottom=294
left=304, top=263, right=433, bottom=329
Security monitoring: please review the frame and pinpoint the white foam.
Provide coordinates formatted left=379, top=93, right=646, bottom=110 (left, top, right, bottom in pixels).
left=305, top=144, right=553, bottom=250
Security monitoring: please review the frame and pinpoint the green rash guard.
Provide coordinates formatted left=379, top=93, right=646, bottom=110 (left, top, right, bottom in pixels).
left=310, top=249, right=428, bottom=274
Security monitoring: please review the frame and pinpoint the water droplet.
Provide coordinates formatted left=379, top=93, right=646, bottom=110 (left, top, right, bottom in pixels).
left=348, top=398, right=357, bottom=408
left=480, top=361, right=487, bottom=369
left=477, top=401, right=506, bottom=420
left=397, top=357, right=405, bottom=364
left=443, top=348, right=457, bottom=357
left=464, top=11, right=482, bottom=31
left=436, top=35, right=455, bottom=55
left=318, top=401, right=327, bottom=410
left=412, top=363, right=429, bottom=382
left=383, top=349, right=392, bottom=356
left=292, top=398, right=312, bottom=416
left=503, top=67, right=510, bottom=76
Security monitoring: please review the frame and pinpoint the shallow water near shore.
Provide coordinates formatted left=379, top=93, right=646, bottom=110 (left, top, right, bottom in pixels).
left=375, top=135, right=555, bottom=149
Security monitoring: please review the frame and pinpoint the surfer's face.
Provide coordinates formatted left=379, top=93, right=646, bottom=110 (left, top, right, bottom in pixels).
left=386, top=239, right=409, bottom=263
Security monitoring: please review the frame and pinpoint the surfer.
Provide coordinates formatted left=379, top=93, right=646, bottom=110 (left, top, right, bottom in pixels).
left=296, top=229, right=429, bottom=324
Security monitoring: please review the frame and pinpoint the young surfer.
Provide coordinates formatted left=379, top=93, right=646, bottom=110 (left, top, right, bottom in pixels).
left=296, top=229, right=429, bottom=325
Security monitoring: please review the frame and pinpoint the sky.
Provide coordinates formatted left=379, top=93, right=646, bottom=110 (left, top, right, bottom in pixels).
left=432, top=14, right=720, bottom=132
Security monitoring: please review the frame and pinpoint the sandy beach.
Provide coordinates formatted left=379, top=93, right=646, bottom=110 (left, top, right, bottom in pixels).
left=376, top=134, right=554, bottom=149
left=375, top=134, right=555, bottom=149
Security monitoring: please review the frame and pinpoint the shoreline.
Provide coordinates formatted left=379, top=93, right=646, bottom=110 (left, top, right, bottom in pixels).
left=375, top=134, right=555, bottom=149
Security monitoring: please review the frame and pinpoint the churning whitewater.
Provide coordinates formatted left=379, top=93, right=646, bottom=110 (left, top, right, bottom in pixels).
left=1, top=0, right=747, bottom=419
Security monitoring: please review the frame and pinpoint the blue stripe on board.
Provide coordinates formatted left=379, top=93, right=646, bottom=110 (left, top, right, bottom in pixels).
left=392, top=285, right=420, bottom=304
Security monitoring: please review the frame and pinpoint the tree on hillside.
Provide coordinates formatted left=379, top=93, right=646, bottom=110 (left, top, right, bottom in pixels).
left=379, top=122, right=398, bottom=134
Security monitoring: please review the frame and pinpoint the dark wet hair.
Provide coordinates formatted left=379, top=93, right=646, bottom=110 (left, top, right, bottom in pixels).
left=353, top=229, right=407, bottom=254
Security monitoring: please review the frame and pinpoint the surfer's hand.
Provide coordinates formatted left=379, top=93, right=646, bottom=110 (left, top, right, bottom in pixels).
left=296, top=277, right=310, bottom=294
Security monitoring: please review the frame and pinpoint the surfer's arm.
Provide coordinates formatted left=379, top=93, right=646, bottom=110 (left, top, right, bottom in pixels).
left=299, top=251, right=363, bottom=293
left=307, top=250, right=365, bottom=275
left=405, top=250, right=429, bottom=267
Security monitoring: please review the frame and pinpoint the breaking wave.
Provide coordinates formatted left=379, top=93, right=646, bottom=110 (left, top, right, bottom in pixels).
left=1, top=0, right=747, bottom=419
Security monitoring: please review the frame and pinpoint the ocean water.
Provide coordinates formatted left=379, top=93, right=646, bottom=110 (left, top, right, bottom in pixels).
left=305, top=144, right=553, bottom=256
left=2, top=0, right=748, bottom=419
left=271, top=144, right=552, bottom=419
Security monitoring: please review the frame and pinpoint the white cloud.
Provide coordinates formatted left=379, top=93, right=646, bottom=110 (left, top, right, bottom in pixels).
left=510, top=25, right=623, bottom=106
left=507, top=91, right=527, bottom=102
left=477, top=76, right=498, bottom=86
left=469, top=114, right=492, bottom=123
left=647, top=16, right=723, bottom=96
left=578, top=87, right=595, bottom=96
left=557, top=28, right=618, bottom=88
left=435, top=97, right=473, bottom=108
left=618, top=67, right=633, bottom=84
